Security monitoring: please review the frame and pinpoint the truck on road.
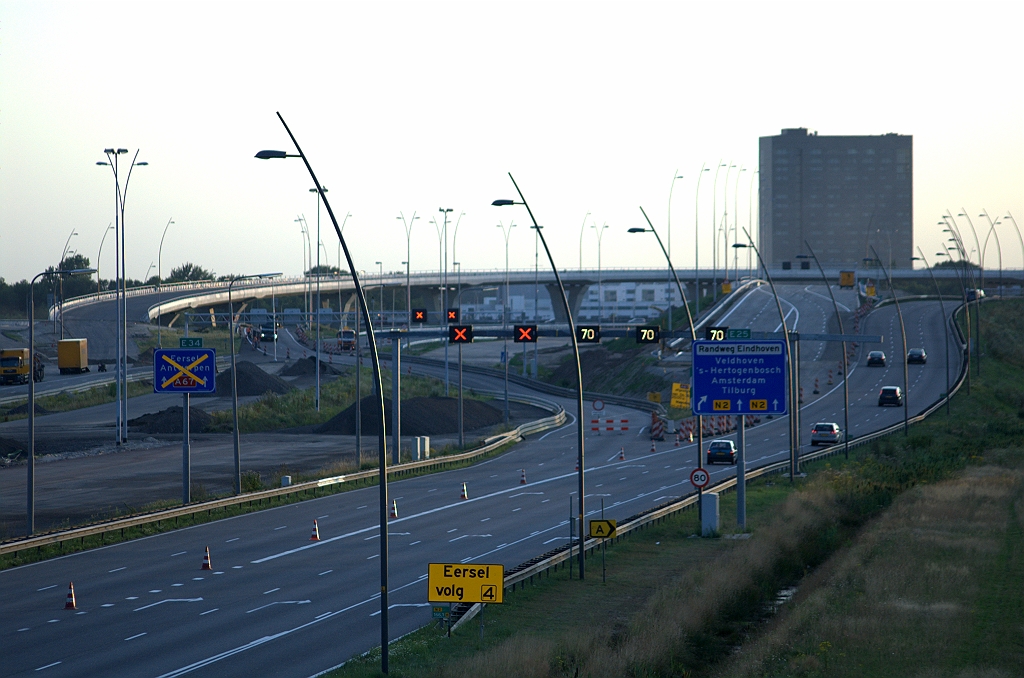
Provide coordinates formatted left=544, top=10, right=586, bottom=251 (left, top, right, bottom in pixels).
left=57, top=338, right=90, bottom=375
left=1, top=348, right=30, bottom=385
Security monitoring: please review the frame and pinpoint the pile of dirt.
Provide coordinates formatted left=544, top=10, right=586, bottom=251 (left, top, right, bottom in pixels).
left=5, top=402, right=53, bottom=416
left=280, top=356, right=344, bottom=377
left=215, top=361, right=293, bottom=396
left=129, top=406, right=213, bottom=434
left=315, top=396, right=503, bottom=435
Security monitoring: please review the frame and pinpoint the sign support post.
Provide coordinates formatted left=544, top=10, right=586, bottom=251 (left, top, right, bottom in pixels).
left=183, top=392, right=190, bottom=505
left=737, top=414, right=745, bottom=529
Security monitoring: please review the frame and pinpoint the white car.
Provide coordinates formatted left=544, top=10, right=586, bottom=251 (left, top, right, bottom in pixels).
left=810, top=422, right=843, bottom=446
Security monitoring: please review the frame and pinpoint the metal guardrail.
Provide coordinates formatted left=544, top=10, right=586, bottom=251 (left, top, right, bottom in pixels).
left=0, top=394, right=565, bottom=558
left=450, top=300, right=972, bottom=631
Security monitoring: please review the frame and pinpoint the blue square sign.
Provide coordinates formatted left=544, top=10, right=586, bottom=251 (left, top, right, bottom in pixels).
left=153, top=348, right=217, bottom=394
left=691, top=340, right=787, bottom=415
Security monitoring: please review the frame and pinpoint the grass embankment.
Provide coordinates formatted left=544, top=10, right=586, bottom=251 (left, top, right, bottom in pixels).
left=329, top=299, right=1024, bottom=678
left=1, top=380, right=153, bottom=423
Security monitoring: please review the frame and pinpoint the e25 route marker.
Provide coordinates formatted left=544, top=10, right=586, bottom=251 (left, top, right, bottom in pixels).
left=153, top=349, right=217, bottom=394
left=691, top=340, right=787, bottom=415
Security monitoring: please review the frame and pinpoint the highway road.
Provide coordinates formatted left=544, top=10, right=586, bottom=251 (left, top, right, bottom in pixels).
left=0, top=284, right=962, bottom=677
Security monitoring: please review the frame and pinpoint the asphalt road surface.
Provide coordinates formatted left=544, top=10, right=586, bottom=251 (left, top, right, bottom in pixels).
left=0, top=284, right=961, bottom=677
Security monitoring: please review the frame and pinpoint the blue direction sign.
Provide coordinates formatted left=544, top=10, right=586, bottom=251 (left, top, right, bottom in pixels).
left=691, top=340, right=787, bottom=415
left=154, top=349, right=217, bottom=394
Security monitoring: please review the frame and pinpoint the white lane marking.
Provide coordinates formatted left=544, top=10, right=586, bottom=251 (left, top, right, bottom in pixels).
left=108, top=567, right=126, bottom=573
left=192, top=578, right=204, bottom=581
left=172, top=583, right=184, bottom=587
left=47, top=619, right=59, bottom=623
left=409, top=541, right=421, bottom=546
left=126, top=596, right=139, bottom=600
left=480, top=518, right=490, bottom=522
left=364, top=535, right=377, bottom=541
left=509, top=492, right=544, bottom=498
left=35, top=661, right=62, bottom=671
left=149, top=590, right=162, bottom=593
left=37, top=584, right=57, bottom=591
left=542, top=499, right=550, bottom=503
left=232, top=566, right=243, bottom=569
left=512, top=508, right=521, bottom=512
left=318, top=570, right=333, bottom=576
left=357, top=505, right=368, bottom=509
left=246, top=600, right=310, bottom=614
left=367, top=554, right=380, bottom=559
left=200, top=608, right=218, bottom=616
left=490, top=474, right=498, bottom=478
left=450, top=535, right=467, bottom=542
left=543, top=537, right=565, bottom=544
left=171, top=551, right=187, bottom=557
left=447, top=528, right=458, bottom=533
left=316, top=515, right=329, bottom=520
left=315, top=611, right=333, bottom=620
left=428, top=489, right=437, bottom=492
left=225, top=538, right=239, bottom=543
left=274, top=526, right=287, bottom=531
left=18, top=627, right=29, bottom=631
left=264, top=588, right=280, bottom=595
left=102, top=604, right=115, bottom=608
left=134, top=598, right=203, bottom=612
left=125, top=633, right=147, bottom=641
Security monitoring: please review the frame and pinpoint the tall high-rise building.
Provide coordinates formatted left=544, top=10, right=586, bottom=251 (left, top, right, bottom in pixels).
left=758, top=128, right=912, bottom=269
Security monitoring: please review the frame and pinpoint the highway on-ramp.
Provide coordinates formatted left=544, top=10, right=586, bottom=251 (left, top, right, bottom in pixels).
left=0, top=285, right=960, bottom=677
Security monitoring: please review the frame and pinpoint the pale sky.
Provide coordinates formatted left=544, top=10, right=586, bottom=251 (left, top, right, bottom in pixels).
left=1, top=0, right=1022, bottom=285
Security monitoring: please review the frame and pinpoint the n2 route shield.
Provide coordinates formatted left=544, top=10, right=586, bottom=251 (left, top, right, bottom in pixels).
left=428, top=563, right=504, bottom=604
left=691, top=340, right=786, bottom=415
left=153, top=349, right=217, bottom=394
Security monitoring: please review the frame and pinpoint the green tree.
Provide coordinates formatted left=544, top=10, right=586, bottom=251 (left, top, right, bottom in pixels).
left=167, top=263, right=215, bottom=283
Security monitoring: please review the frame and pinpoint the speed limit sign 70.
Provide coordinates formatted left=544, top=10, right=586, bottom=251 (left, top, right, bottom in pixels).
left=690, top=468, right=710, bottom=489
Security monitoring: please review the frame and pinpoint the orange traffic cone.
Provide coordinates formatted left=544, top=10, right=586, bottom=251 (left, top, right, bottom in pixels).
left=827, top=370, right=834, bottom=385
left=619, top=447, right=625, bottom=461
left=519, top=469, right=527, bottom=485
left=201, top=546, right=212, bottom=571
left=310, top=520, right=321, bottom=541
left=389, top=499, right=398, bottom=519
left=460, top=482, right=469, bottom=500
left=813, top=378, right=820, bottom=394
left=64, top=582, right=76, bottom=610
left=650, top=440, right=656, bottom=454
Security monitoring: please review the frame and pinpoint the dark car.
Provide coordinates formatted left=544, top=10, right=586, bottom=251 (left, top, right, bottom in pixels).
left=867, top=350, right=886, bottom=366
left=259, top=325, right=278, bottom=342
left=706, top=440, right=737, bottom=465
left=810, top=422, right=843, bottom=446
left=907, top=348, right=927, bottom=364
left=878, top=386, right=903, bottom=406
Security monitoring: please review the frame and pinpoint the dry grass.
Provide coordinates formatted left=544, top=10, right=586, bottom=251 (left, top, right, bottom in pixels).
left=716, top=466, right=1024, bottom=678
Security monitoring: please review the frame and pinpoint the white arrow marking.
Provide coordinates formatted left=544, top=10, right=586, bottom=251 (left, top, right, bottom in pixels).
left=698, top=396, right=707, bottom=408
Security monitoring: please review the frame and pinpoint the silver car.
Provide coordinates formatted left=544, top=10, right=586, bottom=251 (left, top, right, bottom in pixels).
left=810, top=422, right=843, bottom=446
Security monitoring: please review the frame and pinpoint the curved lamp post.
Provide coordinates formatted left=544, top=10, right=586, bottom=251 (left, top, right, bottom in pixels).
left=913, top=249, right=950, bottom=417
left=733, top=234, right=797, bottom=480
left=96, top=223, right=113, bottom=295
left=229, top=272, right=280, bottom=495
left=1000, top=211, right=1023, bottom=296
left=310, top=187, right=328, bottom=412
left=494, top=173, right=588, bottom=578
left=979, top=211, right=1003, bottom=296
left=666, top=171, right=684, bottom=337
left=870, top=246, right=909, bottom=435
left=29, top=267, right=95, bottom=535
left=256, top=118, right=393, bottom=672
left=157, top=218, right=175, bottom=348
left=694, top=164, right=710, bottom=317
left=497, top=221, right=516, bottom=425
left=935, top=241, right=971, bottom=395
left=797, top=246, right=850, bottom=458
left=397, top=212, right=418, bottom=326
left=578, top=211, right=591, bottom=271
left=943, top=220, right=978, bottom=378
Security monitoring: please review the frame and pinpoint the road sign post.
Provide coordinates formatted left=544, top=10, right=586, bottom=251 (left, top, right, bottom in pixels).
left=156, top=346, right=215, bottom=506
left=691, top=340, right=787, bottom=415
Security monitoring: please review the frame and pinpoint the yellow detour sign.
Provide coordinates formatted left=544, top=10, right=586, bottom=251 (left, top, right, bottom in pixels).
left=428, top=563, right=504, bottom=604
left=670, top=383, right=690, bottom=409
left=839, top=270, right=855, bottom=288
left=722, top=280, right=732, bottom=294
left=589, top=519, right=617, bottom=539
left=647, top=391, right=662, bottom=403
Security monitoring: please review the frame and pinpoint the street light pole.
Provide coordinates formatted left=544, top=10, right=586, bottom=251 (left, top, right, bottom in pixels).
left=397, top=212, right=419, bottom=327
left=798, top=246, right=851, bottom=458
left=592, top=223, right=609, bottom=321
left=157, top=218, right=174, bottom=349
left=96, top=223, right=113, bottom=295
left=338, top=212, right=352, bottom=328
left=311, top=187, right=328, bottom=412
left=733, top=167, right=746, bottom=277
left=914, top=249, right=950, bottom=417
left=256, top=118, right=393, bottom=672
left=734, top=233, right=797, bottom=480
left=229, top=273, right=280, bottom=494
left=28, top=267, right=94, bottom=535
left=871, top=246, right=910, bottom=435
left=57, top=229, right=78, bottom=340
left=694, top=163, right=709, bottom=317
left=711, top=161, right=726, bottom=302
left=666, top=172, right=684, bottom=338
left=748, top=170, right=758, bottom=279
left=979, top=211, right=1003, bottom=296
left=578, top=212, right=591, bottom=271
left=1000, top=211, right=1023, bottom=296
left=494, top=173, right=587, bottom=579
left=497, top=221, right=516, bottom=425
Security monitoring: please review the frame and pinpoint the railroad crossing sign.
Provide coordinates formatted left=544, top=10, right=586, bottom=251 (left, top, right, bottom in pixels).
left=428, top=563, right=504, bottom=604
left=513, top=325, right=537, bottom=343
left=589, top=519, right=617, bottom=539
left=690, top=468, right=710, bottom=488
left=153, top=349, right=217, bottom=394
left=691, top=340, right=787, bottom=415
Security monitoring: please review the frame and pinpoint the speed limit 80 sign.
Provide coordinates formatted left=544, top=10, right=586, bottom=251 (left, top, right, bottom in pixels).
left=690, top=468, right=710, bottom=489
